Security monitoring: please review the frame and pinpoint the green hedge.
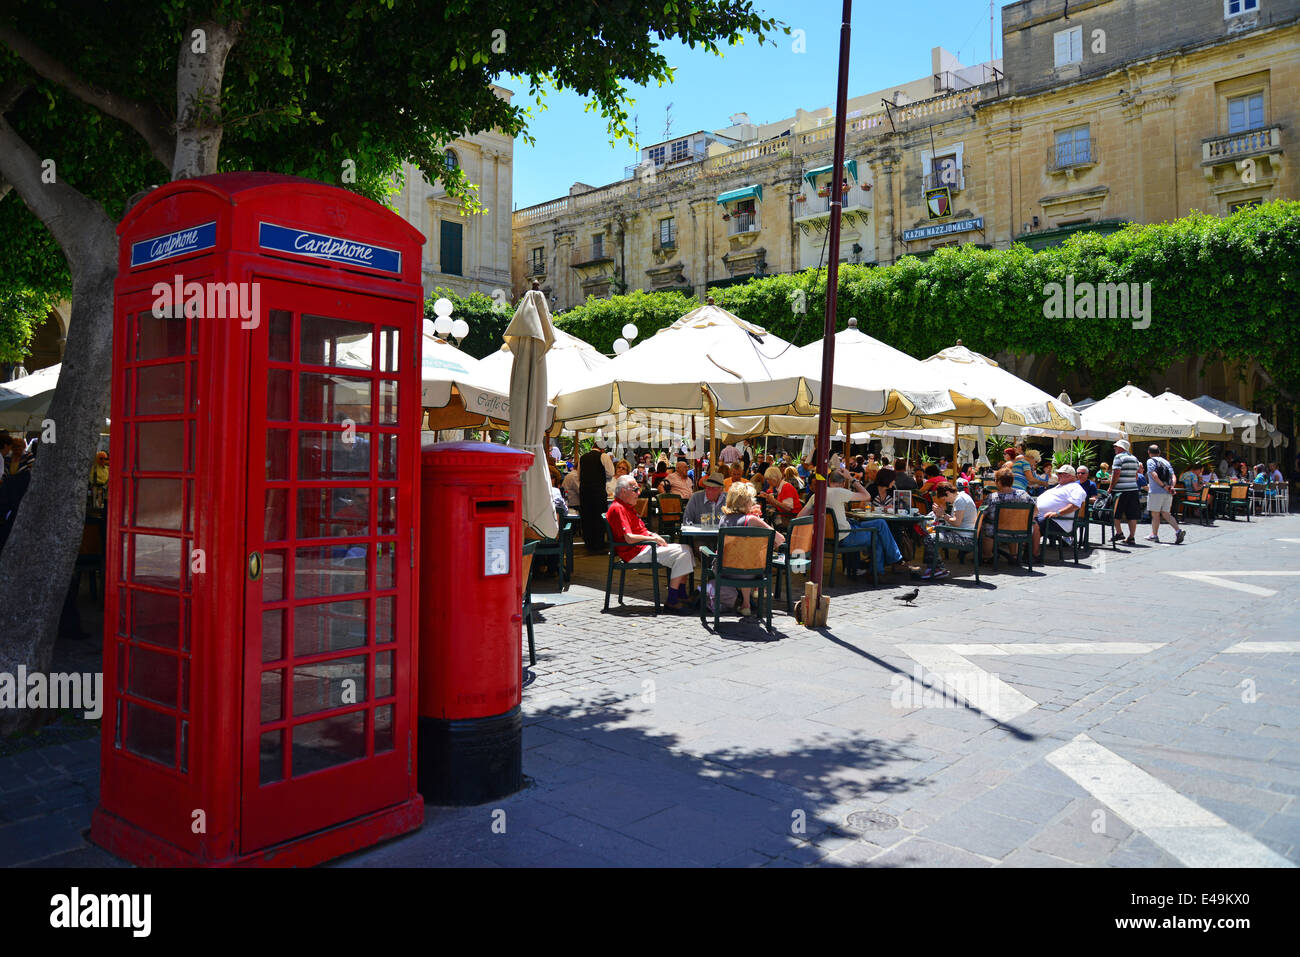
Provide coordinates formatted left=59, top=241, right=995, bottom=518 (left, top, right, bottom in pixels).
left=552, top=201, right=1300, bottom=401
left=424, top=287, right=512, bottom=360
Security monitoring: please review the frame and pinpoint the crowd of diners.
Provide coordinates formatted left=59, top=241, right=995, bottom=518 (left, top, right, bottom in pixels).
left=539, top=434, right=1293, bottom=613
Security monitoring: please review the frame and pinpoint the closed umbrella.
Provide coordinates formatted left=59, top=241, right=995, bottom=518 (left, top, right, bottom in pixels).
left=505, top=289, right=558, bottom=539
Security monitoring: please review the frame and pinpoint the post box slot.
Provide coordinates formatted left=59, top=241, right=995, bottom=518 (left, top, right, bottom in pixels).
left=474, top=500, right=513, bottom=514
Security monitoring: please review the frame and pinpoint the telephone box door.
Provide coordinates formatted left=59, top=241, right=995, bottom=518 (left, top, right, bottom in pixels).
left=241, top=277, right=417, bottom=853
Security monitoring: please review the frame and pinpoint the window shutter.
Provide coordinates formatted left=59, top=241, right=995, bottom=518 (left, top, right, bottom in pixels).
left=1054, top=30, right=1071, bottom=67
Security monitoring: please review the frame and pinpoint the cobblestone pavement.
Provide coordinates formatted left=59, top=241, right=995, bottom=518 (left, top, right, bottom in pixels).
left=5, top=514, right=1299, bottom=867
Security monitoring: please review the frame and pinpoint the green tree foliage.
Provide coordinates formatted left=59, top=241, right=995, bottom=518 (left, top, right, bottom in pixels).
left=553, top=202, right=1300, bottom=400
left=424, top=288, right=513, bottom=360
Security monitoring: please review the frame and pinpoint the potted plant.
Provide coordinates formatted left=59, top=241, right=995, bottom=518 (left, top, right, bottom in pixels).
left=795, top=194, right=807, bottom=203
left=1170, top=439, right=1211, bottom=475
left=817, top=186, right=829, bottom=198
left=722, top=212, right=731, bottom=221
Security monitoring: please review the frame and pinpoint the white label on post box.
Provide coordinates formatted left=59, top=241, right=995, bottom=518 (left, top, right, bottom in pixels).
left=484, top=526, right=510, bottom=576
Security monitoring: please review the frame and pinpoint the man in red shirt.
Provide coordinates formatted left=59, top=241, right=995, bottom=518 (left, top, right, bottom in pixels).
left=607, top=475, right=696, bottom=612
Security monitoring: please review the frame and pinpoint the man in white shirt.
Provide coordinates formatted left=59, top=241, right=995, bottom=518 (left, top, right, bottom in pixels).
left=561, top=467, right=581, bottom=507
left=795, top=471, right=905, bottom=576
left=1032, top=464, right=1086, bottom=558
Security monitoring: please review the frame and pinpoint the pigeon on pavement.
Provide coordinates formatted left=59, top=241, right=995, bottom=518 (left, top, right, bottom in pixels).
left=894, top=588, right=919, bottom=605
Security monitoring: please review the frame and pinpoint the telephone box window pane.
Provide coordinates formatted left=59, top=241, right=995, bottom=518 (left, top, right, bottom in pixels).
left=301, top=315, right=372, bottom=370
left=293, top=655, right=367, bottom=717
left=266, top=429, right=291, bottom=480
left=135, top=363, right=186, bottom=415
left=136, top=312, right=186, bottom=360
left=183, top=479, right=194, bottom=532
left=379, top=328, right=400, bottom=373
left=260, top=730, right=284, bottom=785
left=378, top=488, right=397, bottom=535
left=262, top=669, right=284, bottom=723
left=299, top=430, right=370, bottom=480
left=127, top=644, right=179, bottom=708
left=262, top=609, right=284, bottom=662
left=298, top=487, right=371, bottom=539
left=295, top=544, right=368, bottom=599
left=116, top=643, right=126, bottom=692
left=131, top=590, right=178, bottom=649
left=293, top=710, right=366, bottom=776
left=181, top=658, right=190, bottom=713
left=376, top=596, right=395, bottom=644
left=118, top=588, right=128, bottom=638
left=263, top=549, right=286, bottom=602
left=378, top=434, right=398, bottom=479
left=269, top=309, right=292, bottom=362
left=136, top=421, right=185, bottom=472
left=124, top=702, right=176, bottom=767
left=374, top=705, right=394, bottom=753
left=378, top=380, right=398, bottom=425
left=299, top=373, right=372, bottom=425
left=134, top=479, right=183, bottom=530
left=374, top=651, right=393, bottom=699
left=180, top=720, right=189, bottom=773
left=377, top=542, right=395, bottom=591
left=267, top=368, right=292, bottom=421
left=294, top=600, right=368, bottom=657
left=264, top=488, right=288, bottom=541
left=132, top=534, right=182, bottom=590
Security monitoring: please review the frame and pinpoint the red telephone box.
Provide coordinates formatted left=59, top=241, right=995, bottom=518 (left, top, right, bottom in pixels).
left=92, top=173, right=426, bottom=866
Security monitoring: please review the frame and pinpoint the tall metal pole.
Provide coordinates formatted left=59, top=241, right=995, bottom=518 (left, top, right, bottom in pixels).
left=807, top=0, right=854, bottom=624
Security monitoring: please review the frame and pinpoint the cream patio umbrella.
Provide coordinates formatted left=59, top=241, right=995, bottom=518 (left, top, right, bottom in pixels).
left=1087, top=384, right=1231, bottom=439
left=421, top=334, right=542, bottom=432
left=553, top=301, right=892, bottom=465
left=504, top=288, right=558, bottom=539
left=0, top=364, right=63, bottom=431
left=892, top=342, right=1081, bottom=432
left=1187, top=394, right=1284, bottom=447
left=480, top=325, right=610, bottom=397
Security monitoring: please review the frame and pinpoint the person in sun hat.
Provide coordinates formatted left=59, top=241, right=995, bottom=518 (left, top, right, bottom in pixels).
left=683, top=471, right=727, bottom=525
left=1031, top=464, right=1086, bottom=558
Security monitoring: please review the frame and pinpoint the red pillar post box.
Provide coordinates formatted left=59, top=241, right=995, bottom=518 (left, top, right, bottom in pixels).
left=418, top=441, right=532, bottom=804
left=92, top=173, right=425, bottom=866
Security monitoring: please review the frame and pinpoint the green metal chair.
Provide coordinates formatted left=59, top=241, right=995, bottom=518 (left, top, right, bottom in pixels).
left=1179, top=485, right=1213, bottom=526
left=601, top=514, right=670, bottom=612
left=700, top=525, right=776, bottom=632
left=1088, top=493, right=1118, bottom=548
left=522, top=541, right=537, bottom=666
left=1041, top=499, right=1087, bottom=565
left=1224, top=483, right=1252, bottom=522
left=788, top=512, right=876, bottom=587
left=989, top=501, right=1035, bottom=572
left=531, top=511, right=573, bottom=592
left=934, top=518, right=983, bottom=582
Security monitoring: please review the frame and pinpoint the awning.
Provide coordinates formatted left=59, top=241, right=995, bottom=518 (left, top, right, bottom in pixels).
left=716, top=185, right=763, bottom=205
left=803, top=160, right=858, bottom=185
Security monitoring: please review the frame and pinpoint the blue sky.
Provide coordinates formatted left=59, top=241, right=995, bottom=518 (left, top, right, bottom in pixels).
left=510, top=0, right=1024, bottom=209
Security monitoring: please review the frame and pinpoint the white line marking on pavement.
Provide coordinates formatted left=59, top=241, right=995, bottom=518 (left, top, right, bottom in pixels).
left=1223, top=641, right=1300, bottom=653
left=1163, top=570, right=1300, bottom=598
left=1276, top=538, right=1300, bottom=545
left=1046, top=734, right=1295, bottom=868
left=896, top=643, right=1164, bottom=724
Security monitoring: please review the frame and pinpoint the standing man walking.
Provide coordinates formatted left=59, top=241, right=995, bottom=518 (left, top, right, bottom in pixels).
left=1145, top=444, right=1186, bottom=544
left=579, top=438, right=615, bottom=553
left=1108, top=439, right=1142, bottom=545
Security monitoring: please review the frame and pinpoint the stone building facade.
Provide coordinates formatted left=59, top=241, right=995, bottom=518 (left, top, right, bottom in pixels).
left=510, top=0, right=1299, bottom=425
left=392, top=85, right=515, bottom=300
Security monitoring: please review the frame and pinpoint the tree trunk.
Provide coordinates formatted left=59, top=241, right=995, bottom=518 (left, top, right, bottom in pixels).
left=0, top=223, right=116, bottom=736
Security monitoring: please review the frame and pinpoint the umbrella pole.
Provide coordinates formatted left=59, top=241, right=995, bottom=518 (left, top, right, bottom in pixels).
left=953, top=423, right=959, bottom=476
left=846, top=416, right=853, bottom=459
left=805, top=0, right=853, bottom=630
left=703, top=387, right=718, bottom=474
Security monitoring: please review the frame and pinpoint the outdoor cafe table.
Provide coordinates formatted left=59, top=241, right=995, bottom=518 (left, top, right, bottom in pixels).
left=1207, top=483, right=1234, bottom=519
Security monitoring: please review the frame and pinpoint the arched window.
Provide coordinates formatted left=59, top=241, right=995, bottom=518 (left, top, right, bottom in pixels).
left=443, top=149, right=459, bottom=171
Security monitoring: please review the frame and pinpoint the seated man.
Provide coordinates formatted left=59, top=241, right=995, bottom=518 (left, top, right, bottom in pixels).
left=1076, top=465, right=1099, bottom=501
left=1032, top=464, right=1086, bottom=558
left=794, top=470, right=906, bottom=578
left=684, top=472, right=727, bottom=524
left=658, top=457, right=695, bottom=498
left=607, top=475, right=697, bottom=612
left=561, top=465, right=581, bottom=508
left=723, top=462, right=748, bottom=491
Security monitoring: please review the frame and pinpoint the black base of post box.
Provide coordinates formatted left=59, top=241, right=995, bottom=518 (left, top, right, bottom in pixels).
left=418, top=706, right=522, bottom=806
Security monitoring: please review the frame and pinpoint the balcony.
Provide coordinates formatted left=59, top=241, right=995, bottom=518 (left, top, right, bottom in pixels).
left=727, top=212, right=758, bottom=235
left=623, top=150, right=700, bottom=180
left=1047, top=143, right=1099, bottom=178
left=795, top=184, right=872, bottom=217
left=1201, top=126, right=1283, bottom=179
